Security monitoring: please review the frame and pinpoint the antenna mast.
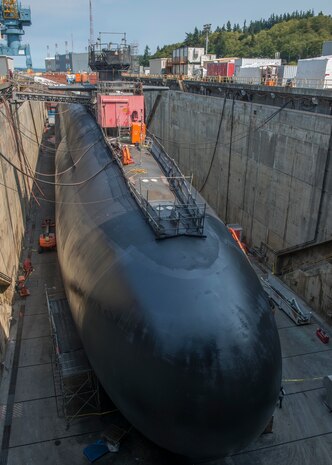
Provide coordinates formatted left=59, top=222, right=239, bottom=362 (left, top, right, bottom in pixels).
left=89, top=0, right=94, bottom=45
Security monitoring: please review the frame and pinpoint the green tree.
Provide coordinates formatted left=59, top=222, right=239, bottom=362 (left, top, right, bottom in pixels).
left=139, top=45, right=150, bottom=67
left=147, top=12, right=332, bottom=63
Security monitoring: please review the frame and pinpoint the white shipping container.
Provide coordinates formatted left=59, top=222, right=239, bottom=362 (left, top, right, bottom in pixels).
left=188, top=47, right=204, bottom=63
left=188, top=47, right=204, bottom=64
left=149, top=58, right=168, bottom=75
left=201, top=54, right=216, bottom=67
left=296, top=56, right=332, bottom=89
left=172, top=64, right=182, bottom=75
left=235, top=58, right=281, bottom=76
left=278, top=65, right=297, bottom=85
left=172, top=63, right=202, bottom=76
left=236, top=66, right=262, bottom=84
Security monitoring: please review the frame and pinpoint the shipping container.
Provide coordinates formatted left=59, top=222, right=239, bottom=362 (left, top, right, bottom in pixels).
left=172, top=63, right=202, bottom=76
left=236, top=66, right=262, bottom=84
left=188, top=47, right=204, bottom=63
left=172, top=49, right=180, bottom=60
left=207, top=62, right=235, bottom=77
left=172, top=46, right=204, bottom=65
left=234, top=58, right=281, bottom=76
left=296, top=56, right=332, bottom=89
left=97, top=94, right=144, bottom=128
left=149, top=58, right=168, bottom=75
left=277, top=65, right=297, bottom=85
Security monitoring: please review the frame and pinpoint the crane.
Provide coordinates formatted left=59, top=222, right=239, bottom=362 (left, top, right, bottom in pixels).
left=0, top=0, right=32, bottom=69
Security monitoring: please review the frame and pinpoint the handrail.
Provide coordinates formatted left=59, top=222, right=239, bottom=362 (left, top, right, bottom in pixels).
left=123, top=72, right=332, bottom=89
left=106, top=137, right=206, bottom=239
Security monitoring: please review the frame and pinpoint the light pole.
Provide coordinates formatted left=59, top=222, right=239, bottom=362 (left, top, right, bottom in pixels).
left=203, top=23, right=211, bottom=55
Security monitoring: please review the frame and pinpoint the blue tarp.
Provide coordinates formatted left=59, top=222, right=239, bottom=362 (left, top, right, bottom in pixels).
left=83, top=439, right=109, bottom=463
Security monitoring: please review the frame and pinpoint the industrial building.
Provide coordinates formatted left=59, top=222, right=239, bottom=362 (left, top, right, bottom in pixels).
left=171, top=46, right=203, bottom=75
left=45, top=52, right=90, bottom=73
left=170, top=46, right=216, bottom=76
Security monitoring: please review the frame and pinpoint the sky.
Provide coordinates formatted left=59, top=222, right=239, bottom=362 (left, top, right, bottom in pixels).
left=11, top=0, right=332, bottom=68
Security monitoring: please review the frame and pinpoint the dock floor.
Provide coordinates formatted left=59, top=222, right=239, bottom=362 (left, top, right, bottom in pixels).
left=0, top=129, right=332, bottom=465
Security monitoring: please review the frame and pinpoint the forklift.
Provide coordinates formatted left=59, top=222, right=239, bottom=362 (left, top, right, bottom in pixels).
left=38, top=218, right=56, bottom=253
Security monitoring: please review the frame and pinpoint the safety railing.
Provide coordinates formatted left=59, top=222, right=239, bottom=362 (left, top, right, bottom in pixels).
left=123, top=73, right=332, bottom=89
left=108, top=137, right=206, bottom=239
left=45, top=287, right=100, bottom=426
left=97, top=80, right=142, bottom=95
left=129, top=181, right=206, bottom=238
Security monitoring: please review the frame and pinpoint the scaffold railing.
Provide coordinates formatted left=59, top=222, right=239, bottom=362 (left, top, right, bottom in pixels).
left=108, top=135, right=206, bottom=239
left=45, top=287, right=100, bottom=427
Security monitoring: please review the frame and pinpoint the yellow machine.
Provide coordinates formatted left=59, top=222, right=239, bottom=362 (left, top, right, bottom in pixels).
left=2, top=0, right=19, bottom=19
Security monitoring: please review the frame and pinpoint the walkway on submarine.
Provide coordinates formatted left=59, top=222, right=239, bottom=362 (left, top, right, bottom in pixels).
left=0, top=128, right=332, bottom=465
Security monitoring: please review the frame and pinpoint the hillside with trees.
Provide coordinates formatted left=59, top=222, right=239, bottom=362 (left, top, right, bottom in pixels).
left=143, top=11, right=332, bottom=64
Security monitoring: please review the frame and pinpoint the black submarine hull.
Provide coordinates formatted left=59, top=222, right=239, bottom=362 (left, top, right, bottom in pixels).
left=55, top=104, right=282, bottom=461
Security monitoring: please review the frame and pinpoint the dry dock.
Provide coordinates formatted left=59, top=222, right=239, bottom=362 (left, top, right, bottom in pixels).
left=0, top=129, right=332, bottom=465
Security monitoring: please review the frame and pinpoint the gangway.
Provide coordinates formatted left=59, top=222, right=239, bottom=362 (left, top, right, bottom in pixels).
left=13, top=91, right=91, bottom=105
left=261, top=276, right=312, bottom=325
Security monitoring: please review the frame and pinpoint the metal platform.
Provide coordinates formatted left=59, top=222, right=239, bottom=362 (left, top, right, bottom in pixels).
left=108, top=134, right=206, bottom=239
left=261, top=275, right=312, bottom=325
left=13, top=91, right=91, bottom=105
left=45, top=289, right=100, bottom=426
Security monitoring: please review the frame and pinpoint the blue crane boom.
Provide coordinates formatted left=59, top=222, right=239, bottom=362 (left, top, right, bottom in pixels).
left=0, top=0, right=32, bottom=69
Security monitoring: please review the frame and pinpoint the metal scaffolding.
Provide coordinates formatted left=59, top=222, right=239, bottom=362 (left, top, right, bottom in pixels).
left=13, top=91, right=91, bottom=105
left=45, top=288, right=100, bottom=427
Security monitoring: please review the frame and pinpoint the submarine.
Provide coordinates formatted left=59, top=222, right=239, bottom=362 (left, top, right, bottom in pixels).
left=55, top=82, right=282, bottom=462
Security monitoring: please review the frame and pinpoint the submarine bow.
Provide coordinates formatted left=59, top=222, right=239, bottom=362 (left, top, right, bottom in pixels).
left=55, top=104, right=282, bottom=461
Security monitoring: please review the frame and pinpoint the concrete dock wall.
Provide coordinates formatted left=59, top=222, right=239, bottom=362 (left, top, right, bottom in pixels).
left=0, top=101, right=46, bottom=361
left=146, top=91, right=332, bottom=316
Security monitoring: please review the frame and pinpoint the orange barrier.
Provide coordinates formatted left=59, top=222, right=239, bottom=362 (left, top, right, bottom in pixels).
left=122, top=145, right=134, bottom=165
left=228, top=227, right=248, bottom=257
